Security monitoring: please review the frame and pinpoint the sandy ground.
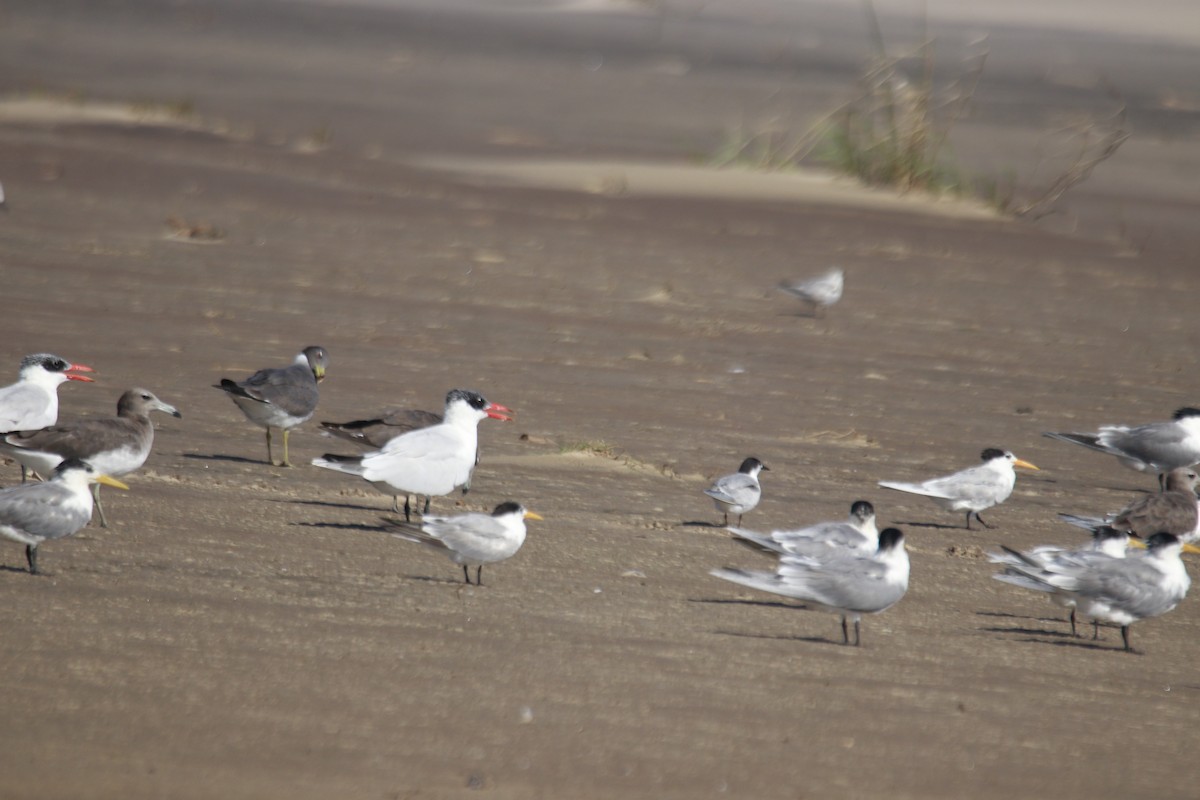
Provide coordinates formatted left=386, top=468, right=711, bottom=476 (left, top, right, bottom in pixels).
left=1, top=1, right=1200, bottom=798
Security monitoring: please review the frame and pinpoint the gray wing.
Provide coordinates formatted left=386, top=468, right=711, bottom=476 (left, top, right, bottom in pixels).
left=777, top=521, right=871, bottom=551
left=920, top=463, right=1008, bottom=504
left=1099, top=421, right=1193, bottom=468
left=0, top=482, right=91, bottom=540
left=776, top=555, right=904, bottom=612
left=1070, top=558, right=1182, bottom=616
left=705, top=473, right=760, bottom=504
left=230, top=363, right=319, bottom=417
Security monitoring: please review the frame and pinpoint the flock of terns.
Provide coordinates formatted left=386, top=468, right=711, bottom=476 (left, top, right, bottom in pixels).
left=1, top=270, right=1199, bottom=652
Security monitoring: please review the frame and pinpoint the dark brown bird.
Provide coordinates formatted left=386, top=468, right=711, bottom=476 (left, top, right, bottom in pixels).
left=319, top=408, right=443, bottom=449
left=1059, top=467, right=1199, bottom=543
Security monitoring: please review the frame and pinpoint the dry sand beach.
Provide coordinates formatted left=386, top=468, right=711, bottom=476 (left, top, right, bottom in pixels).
left=1, top=0, right=1200, bottom=797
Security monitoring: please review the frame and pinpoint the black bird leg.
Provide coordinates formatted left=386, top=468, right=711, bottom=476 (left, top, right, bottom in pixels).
left=403, top=495, right=412, bottom=523
left=475, top=566, right=484, bottom=586
left=462, top=565, right=471, bottom=584
left=973, top=512, right=994, bottom=529
left=1069, top=609, right=1078, bottom=637
left=25, top=544, right=39, bottom=575
left=422, top=496, right=431, bottom=515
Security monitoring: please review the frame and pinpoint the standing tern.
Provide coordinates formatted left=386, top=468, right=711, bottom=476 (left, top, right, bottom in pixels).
left=312, top=389, right=512, bottom=520
left=989, top=526, right=1131, bottom=637
left=0, top=388, right=181, bottom=528
left=319, top=407, right=469, bottom=516
left=704, top=457, right=768, bottom=527
left=215, top=345, right=328, bottom=467
left=1044, top=408, right=1200, bottom=488
left=0, top=458, right=128, bottom=574
left=1058, top=467, right=1199, bottom=543
left=0, top=353, right=95, bottom=482
left=730, top=500, right=877, bottom=556
left=388, top=501, right=542, bottom=585
left=711, top=527, right=909, bottom=647
left=777, top=267, right=844, bottom=316
left=879, top=448, right=1039, bottom=530
left=992, top=532, right=1197, bottom=653
left=0, top=353, right=95, bottom=433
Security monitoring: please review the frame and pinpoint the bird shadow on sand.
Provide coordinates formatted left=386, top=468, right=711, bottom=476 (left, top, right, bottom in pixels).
left=0, top=563, right=32, bottom=575
left=291, top=519, right=390, bottom=534
left=711, top=628, right=841, bottom=647
left=894, top=519, right=974, bottom=531
left=689, top=596, right=809, bottom=610
left=402, top=573, right=485, bottom=588
left=680, top=520, right=727, bottom=529
left=182, top=452, right=270, bottom=466
left=976, top=611, right=1126, bottom=651
left=276, top=498, right=390, bottom=514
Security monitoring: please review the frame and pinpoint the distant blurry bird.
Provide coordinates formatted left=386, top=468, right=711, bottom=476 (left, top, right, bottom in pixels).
left=711, top=527, right=909, bottom=647
left=992, top=532, right=1196, bottom=653
left=879, top=448, right=1039, bottom=530
left=388, top=501, right=542, bottom=585
left=1058, top=467, right=1199, bottom=544
left=0, top=459, right=128, bottom=574
left=777, top=267, right=844, bottom=316
left=0, top=388, right=181, bottom=528
left=704, top=457, right=768, bottom=527
left=215, top=346, right=328, bottom=467
left=1044, top=408, right=1200, bottom=489
left=730, top=500, right=878, bottom=557
left=989, top=526, right=1131, bottom=637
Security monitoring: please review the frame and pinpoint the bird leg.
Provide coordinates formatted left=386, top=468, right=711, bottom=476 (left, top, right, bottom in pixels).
left=265, top=429, right=275, bottom=466
left=390, top=495, right=400, bottom=514
left=422, top=496, right=431, bottom=515
left=1121, top=626, right=1134, bottom=653
left=840, top=616, right=850, bottom=645
left=280, top=429, right=292, bottom=468
left=853, top=619, right=861, bottom=647
left=476, top=566, right=484, bottom=586
left=1093, top=619, right=1101, bottom=640
left=92, top=483, right=110, bottom=529
left=1068, top=609, right=1078, bottom=638
left=462, top=564, right=471, bottom=585
left=973, top=512, right=994, bottom=530
left=403, top=496, right=412, bottom=523
left=25, top=544, right=39, bottom=575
